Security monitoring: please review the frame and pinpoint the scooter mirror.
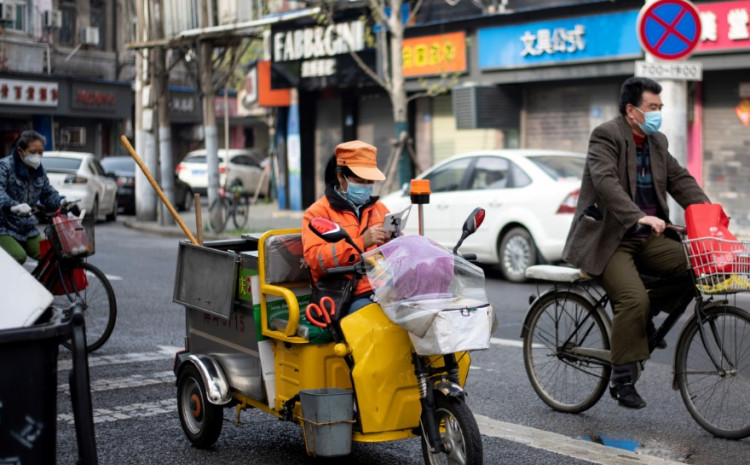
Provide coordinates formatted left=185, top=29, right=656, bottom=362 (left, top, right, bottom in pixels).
left=453, top=207, right=485, bottom=254
left=462, top=207, right=485, bottom=235
left=308, top=217, right=364, bottom=254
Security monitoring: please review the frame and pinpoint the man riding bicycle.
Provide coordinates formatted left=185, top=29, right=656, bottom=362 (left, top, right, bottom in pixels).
left=0, top=130, right=70, bottom=264
left=563, top=77, right=710, bottom=409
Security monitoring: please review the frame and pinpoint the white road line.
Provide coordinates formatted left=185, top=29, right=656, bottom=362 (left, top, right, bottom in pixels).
left=490, top=337, right=523, bottom=348
left=106, top=274, right=123, bottom=281
left=57, top=345, right=182, bottom=371
left=475, top=414, right=687, bottom=465
left=59, top=399, right=175, bottom=425
left=58, top=371, right=174, bottom=394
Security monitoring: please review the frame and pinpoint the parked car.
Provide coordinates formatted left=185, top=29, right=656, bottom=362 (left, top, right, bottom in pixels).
left=176, top=148, right=268, bottom=197
left=380, top=149, right=586, bottom=282
left=43, top=151, right=119, bottom=222
left=101, top=156, right=193, bottom=215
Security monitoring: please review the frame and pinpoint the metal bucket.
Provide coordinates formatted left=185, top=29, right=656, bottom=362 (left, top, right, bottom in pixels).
left=300, top=388, right=354, bottom=457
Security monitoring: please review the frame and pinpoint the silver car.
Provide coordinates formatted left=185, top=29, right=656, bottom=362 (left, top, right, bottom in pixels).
left=43, top=151, right=119, bottom=221
left=176, top=148, right=268, bottom=196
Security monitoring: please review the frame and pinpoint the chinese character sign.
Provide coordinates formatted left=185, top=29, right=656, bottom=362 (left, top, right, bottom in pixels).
left=698, top=0, right=750, bottom=51
left=479, top=11, right=640, bottom=69
left=0, top=79, right=58, bottom=107
left=402, top=32, right=467, bottom=77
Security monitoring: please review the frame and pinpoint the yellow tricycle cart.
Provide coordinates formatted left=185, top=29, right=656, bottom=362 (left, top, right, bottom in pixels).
left=172, top=209, right=491, bottom=465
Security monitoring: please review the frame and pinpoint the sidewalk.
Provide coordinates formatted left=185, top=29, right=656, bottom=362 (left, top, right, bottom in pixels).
left=122, top=199, right=304, bottom=241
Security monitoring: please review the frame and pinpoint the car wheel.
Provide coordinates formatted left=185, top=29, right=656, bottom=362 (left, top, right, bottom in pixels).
left=106, top=195, right=118, bottom=222
left=498, top=227, right=536, bottom=283
left=88, top=197, right=100, bottom=222
left=179, top=189, right=193, bottom=212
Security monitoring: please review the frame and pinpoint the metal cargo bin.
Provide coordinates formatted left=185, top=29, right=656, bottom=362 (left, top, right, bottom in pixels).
left=300, top=388, right=354, bottom=457
left=175, top=238, right=265, bottom=401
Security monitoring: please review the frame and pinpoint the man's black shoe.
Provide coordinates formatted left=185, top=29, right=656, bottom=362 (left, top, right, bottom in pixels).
left=609, top=377, right=647, bottom=409
left=647, top=320, right=667, bottom=349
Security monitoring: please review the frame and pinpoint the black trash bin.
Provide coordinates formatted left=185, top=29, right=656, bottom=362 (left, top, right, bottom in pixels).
left=0, top=304, right=98, bottom=464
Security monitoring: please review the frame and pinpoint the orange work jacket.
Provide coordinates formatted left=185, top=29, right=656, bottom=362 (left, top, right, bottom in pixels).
left=302, top=186, right=389, bottom=297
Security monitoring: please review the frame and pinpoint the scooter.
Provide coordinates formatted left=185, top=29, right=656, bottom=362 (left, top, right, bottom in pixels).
left=173, top=201, right=491, bottom=464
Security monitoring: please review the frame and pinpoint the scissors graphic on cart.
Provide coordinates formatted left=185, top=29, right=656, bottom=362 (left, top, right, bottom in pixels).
left=305, top=296, right=336, bottom=328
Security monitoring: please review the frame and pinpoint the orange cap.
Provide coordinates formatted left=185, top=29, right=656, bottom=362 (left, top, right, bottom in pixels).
left=335, top=140, right=386, bottom=181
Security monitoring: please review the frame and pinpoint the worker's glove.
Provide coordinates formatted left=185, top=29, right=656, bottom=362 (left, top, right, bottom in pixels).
left=10, top=203, right=32, bottom=216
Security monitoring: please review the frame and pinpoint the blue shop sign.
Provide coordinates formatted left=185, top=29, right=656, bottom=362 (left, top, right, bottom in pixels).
left=478, top=11, right=641, bottom=69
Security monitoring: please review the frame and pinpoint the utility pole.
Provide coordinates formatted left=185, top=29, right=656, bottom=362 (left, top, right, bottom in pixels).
left=154, top=0, right=175, bottom=225
left=200, top=0, right=220, bottom=219
left=135, top=0, right=157, bottom=220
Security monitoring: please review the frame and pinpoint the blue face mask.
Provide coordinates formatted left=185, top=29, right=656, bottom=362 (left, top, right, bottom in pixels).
left=636, top=107, right=662, bottom=135
left=344, top=177, right=374, bottom=206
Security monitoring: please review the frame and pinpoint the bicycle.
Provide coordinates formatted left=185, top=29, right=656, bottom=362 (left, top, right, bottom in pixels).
left=31, top=208, right=117, bottom=352
left=208, top=183, right=250, bottom=232
left=521, top=226, right=750, bottom=439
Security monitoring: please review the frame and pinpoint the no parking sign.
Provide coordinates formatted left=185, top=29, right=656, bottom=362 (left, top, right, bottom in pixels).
left=637, top=0, right=702, bottom=60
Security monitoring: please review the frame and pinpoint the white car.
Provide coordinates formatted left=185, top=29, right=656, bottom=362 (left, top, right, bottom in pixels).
left=43, top=151, right=119, bottom=221
left=380, top=149, right=586, bottom=282
left=176, top=148, right=267, bottom=196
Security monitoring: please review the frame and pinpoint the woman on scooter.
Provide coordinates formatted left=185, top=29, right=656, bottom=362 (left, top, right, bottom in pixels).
left=302, top=140, right=391, bottom=315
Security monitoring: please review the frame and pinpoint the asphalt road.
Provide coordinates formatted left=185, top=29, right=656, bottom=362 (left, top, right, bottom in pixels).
left=48, top=219, right=750, bottom=464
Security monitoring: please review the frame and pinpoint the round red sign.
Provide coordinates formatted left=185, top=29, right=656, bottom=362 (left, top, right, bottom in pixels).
left=637, top=0, right=702, bottom=60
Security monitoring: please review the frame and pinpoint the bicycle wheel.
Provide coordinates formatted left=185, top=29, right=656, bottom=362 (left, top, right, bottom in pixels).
left=523, top=291, right=611, bottom=413
left=208, top=197, right=230, bottom=233
left=675, top=305, right=750, bottom=439
left=232, top=197, right=249, bottom=229
left=51, top=262, right=117, bottom=352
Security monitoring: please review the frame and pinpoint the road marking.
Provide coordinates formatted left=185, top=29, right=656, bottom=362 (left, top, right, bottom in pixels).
left=490, top=337, right=524, bottom=348
left=475, top=414, right=687, bottom=465
left=106, top=274, right=123, bottom=281
left=57, top=345, right=181, bottom=371
left=58, top=371, right=174, bottom=394
left=59, top=399, right=175, bottom=425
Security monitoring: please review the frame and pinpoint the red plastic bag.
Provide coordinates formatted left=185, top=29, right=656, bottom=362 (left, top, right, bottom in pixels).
left=53, top=215, right=92, bottom=257
left=685, top=203, right=744, bottom=276
left=39, top=239, right=89, bottom=295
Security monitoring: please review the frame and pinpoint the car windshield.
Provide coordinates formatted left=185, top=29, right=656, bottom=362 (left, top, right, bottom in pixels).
left=44, top=157, right=82, bottom=171
left=528, top=156, right=585, bottom=181
left=101, top=158, right=134, bottom=172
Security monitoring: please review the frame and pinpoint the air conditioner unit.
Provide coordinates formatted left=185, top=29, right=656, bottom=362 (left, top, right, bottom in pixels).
left=80, top=26, right=99, bottom=46
left=43, top=10, right=62, bottom=29
left=0, top=3, right=15, bottom=23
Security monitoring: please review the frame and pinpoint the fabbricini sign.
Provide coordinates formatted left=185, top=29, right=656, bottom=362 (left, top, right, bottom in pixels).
left=272, top=20, right=366, bottom=78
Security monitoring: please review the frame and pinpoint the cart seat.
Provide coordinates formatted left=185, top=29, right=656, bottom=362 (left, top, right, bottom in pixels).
left=261, top=232, right=332, bottom=344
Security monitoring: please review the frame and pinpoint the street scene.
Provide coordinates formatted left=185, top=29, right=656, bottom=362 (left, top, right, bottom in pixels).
left=2, top=0, right=750, bottom=464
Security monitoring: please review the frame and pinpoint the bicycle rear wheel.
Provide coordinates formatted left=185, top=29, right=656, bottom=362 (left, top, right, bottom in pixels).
left=523, top=291, right=611, bottom=413
left=208, top=197, right=231, bottom=233
left=51, top=262, right=117, bottom=352
left=232, top=197, right=249, bottom=229
left=675, top=305, right=750, bottom=439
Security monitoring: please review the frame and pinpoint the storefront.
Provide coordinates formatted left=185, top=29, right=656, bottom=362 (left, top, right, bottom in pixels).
left=269, top=8, right=383, bottom=208
left=0, top=74, right=132, bottom=157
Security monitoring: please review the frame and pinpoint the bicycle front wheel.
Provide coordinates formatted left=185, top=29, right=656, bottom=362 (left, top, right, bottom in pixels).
left=523, top=291, right=611, bottom=413
left=52, top=262, right=117, bottom=352
left=675, top=305, right=750, bottom=439
left=208, top=197, right=230, bottom=233
left=232, top=197, right=249, bottom=229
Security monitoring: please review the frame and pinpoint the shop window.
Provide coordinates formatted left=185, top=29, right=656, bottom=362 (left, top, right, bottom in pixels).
left=60, top=127, right=86, bottom=147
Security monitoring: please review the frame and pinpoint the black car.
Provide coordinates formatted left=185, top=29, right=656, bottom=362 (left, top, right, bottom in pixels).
left=101, top=156, right=193, bottom=215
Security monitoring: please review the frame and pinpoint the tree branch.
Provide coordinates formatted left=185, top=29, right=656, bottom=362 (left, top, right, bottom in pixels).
left=407, top=0, right=425, bottom=24
left=368, top=0, right=390, bottom=24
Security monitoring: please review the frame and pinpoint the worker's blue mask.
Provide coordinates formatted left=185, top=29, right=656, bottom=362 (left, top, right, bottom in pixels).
left=635, top=107, right=662, bottom=135
left=344, top=176, right=373, bottom=206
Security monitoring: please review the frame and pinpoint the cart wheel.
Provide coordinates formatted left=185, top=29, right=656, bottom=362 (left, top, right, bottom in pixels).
left=421, top=394, right=483, bottom=465
left=177, top=364, right=223, bottom=448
